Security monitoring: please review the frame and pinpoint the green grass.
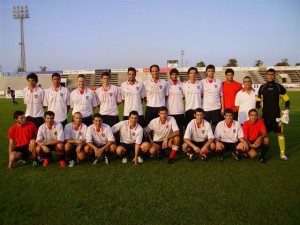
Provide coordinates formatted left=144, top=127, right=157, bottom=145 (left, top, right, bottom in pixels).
left=0, top=93, right=300, bottom=225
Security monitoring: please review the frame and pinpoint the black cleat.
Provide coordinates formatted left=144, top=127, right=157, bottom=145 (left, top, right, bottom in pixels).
left=218, top=155, right=224, bottom=161
left=232, top=151, right=241, bottom=161
left=200, top=155, right=207, bottom=161
left=168, top=158, right=175, bottom=164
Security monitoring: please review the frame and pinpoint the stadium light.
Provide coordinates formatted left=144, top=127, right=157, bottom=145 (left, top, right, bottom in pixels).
left=13, top=6, right=30, bottom=72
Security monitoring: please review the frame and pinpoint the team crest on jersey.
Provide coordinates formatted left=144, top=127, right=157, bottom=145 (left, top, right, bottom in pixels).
left=201, top=130, right=205, bottom=134
left=60, top=93, right=63, bottom=97
left=197, top=86, right=200, bottom=89
left=233, top=129, right=236, bottom=133
left=132, top=132, right=135, bottom=136
left=136, top=87, right=139, bottom=90
left=34, top=95, right=38, bottom=98
left=214, top=85, right=217, bottom=88
left=159, top=85, right=162, bottom=89
left=54, top=131, right=57, bottom=135
left=110, top=93, right=113, bottom=97
left=166, top=125, right=169, bottom=129
left=86, top=96, right=89, bottom=100
left=179, top=87, right=182, bottom=90
left=102, top=133, right=105, bottom=137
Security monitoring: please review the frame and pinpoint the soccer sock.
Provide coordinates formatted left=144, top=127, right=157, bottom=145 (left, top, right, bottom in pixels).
left=278, top=136, right=286, bottom=157
left=261, top=145, right=269, bottom=159
left=186, top=148, right=194, bottom=155
left=68, top=151, right=76, bottom=161
left=44, top=153, right=51, bottom=159
left=169, top=145, right=179, bottom=159
left=57, top=152, right=66, bottom=161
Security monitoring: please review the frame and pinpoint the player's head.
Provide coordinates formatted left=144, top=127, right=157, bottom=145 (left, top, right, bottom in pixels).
left=73, top=112, right=83, bottom=124
left=158, top=106, right=168, bottom=120
left=266, top=68, right=276, bottom=82
left=224, top=108, right=234, bottom=122
left=129, top=110, right=139, bottom=125
left=187, top=67, right=198, bottom=80
left=127, top=67, right=137, bottom=82
left=101, top=72, right=110, bottom=85
left=93, top=113, right=103, bottom=127
left=150, top=64, right=160, bottom=79
left=77, top=74, right=86, bottom=88
left=13, top=110, right=26, bottom=125
left=225, top=68, right=234, bottom=82
left=194, top=108, right=205, bottom=121
left=205, top=64, right=215, bottom=78
left=243, top=76, right=252, bottom=88
left=27, top=73, right=38, bottom=84
left=169, top=68, right=179, bottom=81
left=44, top=111, right=55, bottom=125
left=248, top=109, right=259, bottom=123
left=52, top=72, right=61, bottom=85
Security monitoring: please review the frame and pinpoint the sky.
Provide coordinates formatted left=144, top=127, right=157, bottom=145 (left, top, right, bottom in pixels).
left=0, top=0, right=299, bottom=72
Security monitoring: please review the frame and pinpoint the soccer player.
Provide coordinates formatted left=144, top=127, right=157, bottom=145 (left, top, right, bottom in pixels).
left=235, top=76, right=256, bottom=124
left=121, top=67, right=145, bottom=127
left=36, top=111, right=66, bottom=167
left=95, top=72, right=122, bottom=127
left=214, top=108, right=248, bottom=161
left=85, top=113, right=116, bottom=164
left=23, top=73, right=45, bottom=128
left=64, top=112, right=88, bottom=167
left=242, top=109, right=269, bottom=162
left=144, top=65, right=168, bottom=126
left=182, top=67, right=203, bottom=126
left=182, top=108, right=215, bottom=161
left=111, top=111, right=150, bottom=164
left=44, top=73, right=70, bottom=127
left=70, top=74, right=98, bottom=126
left=256, top=68, right=290, bottom=160
left=201, top=64, right=224, bottom=128
left=145, top=106, right=180, bottom=164
left=166, top=68, right=184, bottom=138
left=7, top=87, right=19, bottom=106
left=222, top=68, right=243, bottom=120
left=7, top=110, right=38, bottom=169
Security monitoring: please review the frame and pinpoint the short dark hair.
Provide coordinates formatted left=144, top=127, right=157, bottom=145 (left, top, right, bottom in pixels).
left=169, top=68, right=179, bottom=75
left=128, top=67, right=136, bottom=74
left=224, top=108, right=234, bottom=115
left=267, top=68, right=276, bottom=74
left=52, top=72, right=61, bottom=79
left=27, top=73, right=38, bottom=82
left=248, top=108, right=258, bottom=116
left=194, top=108, right=205, bottom=114
left=243, top=76, right=252, bottom=81
left=93, top=113, right=102, bottom=120
left=101, top=72, right=111, bottom=78
left=158, top=106, right=168, bottom=113
left=150, top=64, right=160, bottom=72
left=13, top=110, right=25, bottom=120
left=44, top=111, right=55, bottom=117
left=206, top=64, right=215, bottom=72
left=129, top=110, right=139, bottom=117
left=77, top=74, right=86, bottom=79
left=225, top=68, right=234, bottom=75
left=188, top=67, right=198, bottom=74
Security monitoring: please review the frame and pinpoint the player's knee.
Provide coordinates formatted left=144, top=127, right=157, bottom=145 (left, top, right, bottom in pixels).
left=140, top=142, right=150, bottom=153
left=263, top=137, right=269, bottom=145
left=247, top=148, right=257, bottom=158
left=210, top=143, right=216, bottom=151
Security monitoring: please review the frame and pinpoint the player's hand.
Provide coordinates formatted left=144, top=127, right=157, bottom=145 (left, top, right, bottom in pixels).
left=216, top=142, right=223, bottom=151
left=95, top=148, right=103, bottom=157
left=162, top=139, right=168, bottom=149
left=132, top=157, right=138, bottom=165
left=7, top=164, right=12, bottom=170
left=41, top=145, right=50, bottom=153
left=253, top=137, right=262, bottom=148
left=193, top=146, right=201, bottom=153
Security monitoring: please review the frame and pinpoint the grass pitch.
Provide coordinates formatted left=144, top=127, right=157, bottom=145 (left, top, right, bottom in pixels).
left=0, top=92, right=299, bottom=225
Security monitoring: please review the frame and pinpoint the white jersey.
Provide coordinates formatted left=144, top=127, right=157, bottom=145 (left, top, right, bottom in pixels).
left=144, top=78, right=168, bottom=107
left=36, top=121, right=64, bottom=142
left=201, top=78, right=223, bottom=111
left=96, top=85, right=122, bottom=116
left=235, top=88, right=256, bottom=124
left=70, top=88, right=98, bottom=118
left=23, top=85, right=45, bottom=118
left=121, top=80, right=145, bottom=116
left=111, top=120, right=143, bottom=144
left=166, top=80, right=184, bottom=115
left=86, top=123, right=115, bottom=147
left=214, top=120, right=244, bottom=143
left=182, top=80, right=203, bottom=111
left=184, top=119, right=214, bottom=142
left=64, top=123, right=88, bottom=143
left=43, top=86, right=70, bottom=122
left=145, top=116, right=179, bottom=142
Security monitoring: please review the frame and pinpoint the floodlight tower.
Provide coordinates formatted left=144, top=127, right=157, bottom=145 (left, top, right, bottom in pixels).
left=180, top=50, right=184, bottom=68
left=13, top=6, right=30, bottom=72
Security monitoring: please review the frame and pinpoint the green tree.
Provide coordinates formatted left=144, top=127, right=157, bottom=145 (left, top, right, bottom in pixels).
left=254, top=59, right=264, bottom=67
left=196, top=61, right=206, bottom=67
left=295, top=62, right=300, bottom=66
left=224, top=58, right=238, bottom=67
left=39, top=66, right=47, bottom=72
left=274, top=58, right=290, bottom=66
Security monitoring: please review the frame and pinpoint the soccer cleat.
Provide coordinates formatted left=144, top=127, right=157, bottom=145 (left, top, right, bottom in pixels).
left=168, top=158, right=175, bottom=164
left=69, top=160, right=75, bottom=168
left=122, top=157, right=128, bottom=164
left=200, top=154, right=207, bottom=161
left=188, top=154, right=195, bottom=161
left=137, top=156, right=144, bottom=164
left=59, top=160, right=66, bottom=167
left=43, top=158, right=50, bottom=167
left=16, top=159, right=26, bottom=164
left=93, top=157, right=99, bottom=165
left=259, top=157, right=266, bottom=163
left=232, top=151, right=241, bottom=161
left=218, top=154, right=224, bottom=161
left=37, top=155, right=44, bottom=163
left=104, top=155, right=109, bottom=164
left=242, top=153, right=248, bottom=158
left=32, top=160, right=39, bottom=167
left=280, top=155, right=288, bottom=161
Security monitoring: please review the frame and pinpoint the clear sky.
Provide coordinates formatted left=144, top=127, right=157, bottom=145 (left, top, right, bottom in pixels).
left=0, top=0, right=299, bottom=72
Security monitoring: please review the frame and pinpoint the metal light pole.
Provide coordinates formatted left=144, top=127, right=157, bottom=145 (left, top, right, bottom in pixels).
left=13, top=6, right=30, bottom=72
left=180, top=50, right=184, bottom=68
